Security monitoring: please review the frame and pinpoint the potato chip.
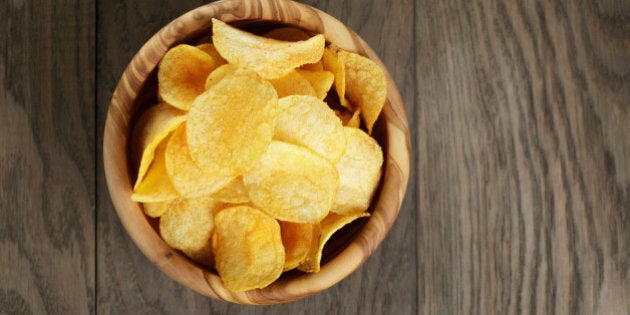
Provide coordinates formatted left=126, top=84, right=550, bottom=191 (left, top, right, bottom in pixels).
left=131, top=103, right=186, bottom=189
left=187, top=69, right=278, bottom=177
left=165, top=125, right=233, bottom=197
left=212, top=18, right=325, bottom=79
left=331, top=127, right=383, bottom=215
left=322, top=46, right=349, bottom=108
left=264, top=27, right=311, bottom=41
left=213, top=206, right=284, bottom=292
left=268, top=70, right=317, bottom=98
left=132, top=138, right=179, bottom=202
left=274, top=95, right=347, bottom=163
left=301, top=60, right=324, bottom=72
left=243, top=141, right=338, bottom=223
left=203, top=63, right=237, bottom=90
left=158, top=44, right=216, bottom=110
left=295, top=69, right=334, bottom=100
left=196, top=43, right=227, bottom=67
left=211, top=176, right=250, bottom=204
left=346, top=109, right=361, bottom=128
left=279, top=221, right=316, bottom=271
left=159, top=196, right=222, bottom=267
left=298, top=212, right=369, bottom=273
left=142, top=201, right=170, bottom=218
left=339, top=50, right=386, bottom=134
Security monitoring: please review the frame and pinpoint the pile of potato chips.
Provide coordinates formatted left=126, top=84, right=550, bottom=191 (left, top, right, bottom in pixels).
left=130, top=18, right=386, bottom=292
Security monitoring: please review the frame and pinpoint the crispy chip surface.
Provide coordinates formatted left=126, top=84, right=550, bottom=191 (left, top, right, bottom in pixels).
left=322, top=46, right=349, bottom=108
left=131, top=103, right=186, bottom=189
left=279, top=221, right=315, bottom=271
left=211, top=176, right=250, bottom=204
left=132, top=138, right=179, bottom=202
left=339, top=50, right=386, bottom=134
left=298, top=212, right=369, bottom=273
left=296, top=69, right=334, bottom=100
left=274, top=95, right=347, bottom=163
left=142, top=201, right=171, bottom=218
left=187, top=69, right=278, bottom=177
left=268, top=70, right=317, bottom=98
left=243, top=141, right=338, bottom=223
left=212, top=19, right=325, bottom=79
left=159, top=196, right=221, bottom=267
left=213, top=206, right=284, bottom=292
left=165, top=125, right=233, bottom=197
left=332, top=127, right=383, bottom=215
left=347, top=109, right=361, bottom=128
left=158, top=44, right=216, bottom=110
left=196, top=43, right=227, bottom=68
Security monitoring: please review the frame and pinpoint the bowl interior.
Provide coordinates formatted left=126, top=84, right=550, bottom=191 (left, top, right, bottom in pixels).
left=104, top=0, right=409, bottom=305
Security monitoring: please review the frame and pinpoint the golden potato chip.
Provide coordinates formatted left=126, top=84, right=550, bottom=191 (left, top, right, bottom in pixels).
left=296, top=69, right=334, bottom=100
left=339, top=50, right=386, bottom=134
left=196, top=43, right=227, bottom=67
left=331, top=127, right=383, bottom=215
left=298, top=212, right=369, bottom=273
left=132, top=138, right=179, bottom=202
left=159, top=196, right=222, bottom=267
left=212, top=18, right=325, bottom=79
left=165, top=125, right=233, bottom=197
left=158, top=44, right=216, bottom=110
left=301, top=60, right=324, bottom=72
left=243, top=141, right=338, bottom=223
left=131, top=103, right=186, bottom=189
left=142, top=201, right=170, bottom=218
left=210, top=176, right=250, bottom=204
left=274, top=95, right=347, bottom=163
left=203, top=63, right=238, bottom=90
left=264, top=27, right=311, bottom=41
left=187, top=69, right=278, bottom=177
left=347, top=109, right=361, bottom=128
left=279, top=221, right=316, bottom=271
left=213, top=206, right=284, bottom=292
left=322, top=46, right=349, bottom=108
left=268, top=70, right=317, bottom=98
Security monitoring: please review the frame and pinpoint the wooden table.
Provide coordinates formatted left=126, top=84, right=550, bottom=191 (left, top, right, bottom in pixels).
left=1, top=0, right=628, bottom=313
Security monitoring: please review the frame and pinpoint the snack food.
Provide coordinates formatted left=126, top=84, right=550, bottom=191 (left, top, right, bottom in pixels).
left=130, top=18, right=387, bottom=292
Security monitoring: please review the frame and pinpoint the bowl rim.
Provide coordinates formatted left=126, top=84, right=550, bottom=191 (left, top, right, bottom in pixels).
left=103, top=0, right=410, bottom=305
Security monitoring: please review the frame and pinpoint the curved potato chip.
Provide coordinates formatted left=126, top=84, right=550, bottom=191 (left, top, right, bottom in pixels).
left=296, top=69, right=334, bottom=100
left=331, top=127, right=383, bottom=215
left=243, top=141, right=338, bottom=223
left=159, top=196, right=222, bottom=267
left=322, top=46, right=349, bottom=108
left=339, top=50, right=386, bottom=134
left=212, top=19, right=325, bottom=79
left=196, top=43, right=227, bottom=67
left=158, top=44, right=216, bottom=110
left=165, top=125, right=233, bottom=197
left=131, top=103, right=186, bottom=189
left=275, top=95, right=347, bottom=163
left=132, top=138, right=179, bottom=202
left=203, top=63, right=238, bottom=90
left=298, top=212, right=369, bottom=273
left=264, top=27, right=311, bottom=41
left=301, top=60, right=324, bottom=72
left=142, top=201, right=171, bottom=218
left=187, top=69, right=278, bottom=177
left=279, top=221, right=316, bottom=271
left=211, top=176, right=250, bottom=204
left=213, top=206, right=284, bottom=292
left=346, top=109, right=361, bottom=128
left=268, top=70, right=317, bottom=98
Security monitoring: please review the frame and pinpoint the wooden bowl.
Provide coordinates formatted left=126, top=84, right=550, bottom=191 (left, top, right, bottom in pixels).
left=103, top=0, right=410, bottom=305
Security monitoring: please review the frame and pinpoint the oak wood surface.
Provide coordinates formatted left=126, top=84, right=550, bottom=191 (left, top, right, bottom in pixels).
left=1, top=0, right=628, bottom=313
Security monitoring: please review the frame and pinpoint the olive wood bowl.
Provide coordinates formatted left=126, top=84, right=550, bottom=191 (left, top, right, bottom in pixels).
left=103, top=0, right=410, bottom=305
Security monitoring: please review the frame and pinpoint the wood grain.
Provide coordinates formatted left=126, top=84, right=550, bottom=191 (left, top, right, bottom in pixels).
left=0, top=0, right=95, bottom=314
left=415, top=0, right=629, bottom=314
